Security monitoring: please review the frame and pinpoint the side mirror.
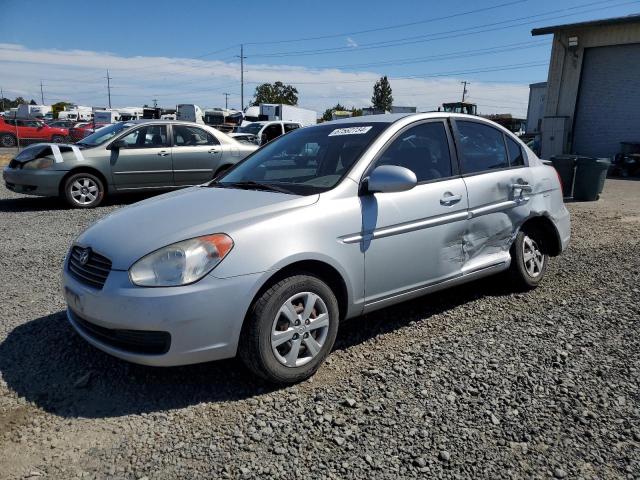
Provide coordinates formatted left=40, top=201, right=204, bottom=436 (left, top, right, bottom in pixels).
left=109, top=139, right=126, bottom=150
left=362, top=165, right=417, bottom=194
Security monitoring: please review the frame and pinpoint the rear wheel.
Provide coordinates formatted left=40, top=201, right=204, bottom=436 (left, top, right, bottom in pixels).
left=0, top=133, right=17, bottom=147
left=508, top=229, right=548, bottom=290
left=63, top=172, right=105, bottom=208
left=51, top=135, right=65, bottom=143
left=239, top=274, right=339, bottom=384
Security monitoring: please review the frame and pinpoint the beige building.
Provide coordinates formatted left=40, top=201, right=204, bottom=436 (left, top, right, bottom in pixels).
left=533, top=15, right=640, bottom=159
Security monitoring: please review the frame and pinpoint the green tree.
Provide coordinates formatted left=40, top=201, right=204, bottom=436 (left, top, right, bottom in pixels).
left=252, top=81, right=298, bottom=106
left=29, top=99, right=37, bottom=105
left=321, top=103, right=346, bottom=122
left=371, top=76, right=393, bottom=112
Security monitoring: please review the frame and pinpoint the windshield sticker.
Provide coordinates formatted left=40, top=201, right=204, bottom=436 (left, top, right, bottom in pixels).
left=328, top=126, right=373, bottom=136
left=51, top=144, right=64, bottom=163
left=71, top=145, right=85, bottom=162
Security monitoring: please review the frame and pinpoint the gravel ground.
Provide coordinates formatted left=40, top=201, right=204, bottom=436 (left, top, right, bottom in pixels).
left=0, top=180, right=638, bottom=479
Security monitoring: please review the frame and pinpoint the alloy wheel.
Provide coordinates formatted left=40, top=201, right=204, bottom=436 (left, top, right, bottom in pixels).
left=70, top=177, right=99, bottom=206
left=522, top=234, right=544, bottom=277
left=271, top=292, right=330, bottom=367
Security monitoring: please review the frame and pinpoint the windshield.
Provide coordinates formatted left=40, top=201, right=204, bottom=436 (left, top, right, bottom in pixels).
left=79, top=122, right=133, bottom=146
left=217, top=122, right=388, bottom=195
left=237, top=122, right=264, bottom=135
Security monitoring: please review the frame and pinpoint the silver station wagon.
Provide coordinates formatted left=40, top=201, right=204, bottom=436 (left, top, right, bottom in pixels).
left=3, top=120, right=257, bottom=207
left=62, top=113, right=570, bottom=384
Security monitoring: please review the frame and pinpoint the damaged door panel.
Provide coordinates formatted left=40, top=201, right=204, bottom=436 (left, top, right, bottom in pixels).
left=451, top=118, right=534, bottom=273
left=361, top=120, right=468, bottom=307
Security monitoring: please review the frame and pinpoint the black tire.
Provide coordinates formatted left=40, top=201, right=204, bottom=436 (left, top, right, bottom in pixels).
left=507, top=228, right=549, bottom=291
left=51, top=135, right=65, bottom=143
left=239, top=274, right=339, bottom=384
left=0, top=133, right=17, bottom=148
left=63, top=172, right=105, bottom=208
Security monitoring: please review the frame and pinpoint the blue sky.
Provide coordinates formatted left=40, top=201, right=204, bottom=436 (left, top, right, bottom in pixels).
left=1, top=0, right=639, bottom=115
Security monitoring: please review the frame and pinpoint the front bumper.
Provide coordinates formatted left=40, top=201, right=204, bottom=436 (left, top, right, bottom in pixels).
left=62, top=264, right=263, bottom=366
left=3, top=166, right=66, bottom=196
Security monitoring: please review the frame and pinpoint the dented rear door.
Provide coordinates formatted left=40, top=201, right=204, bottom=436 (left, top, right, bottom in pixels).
left=451, top=118, right=533, bottom=273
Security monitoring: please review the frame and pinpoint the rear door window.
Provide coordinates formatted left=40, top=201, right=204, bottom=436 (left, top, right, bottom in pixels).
left=284, top=123, right=300, bottom=133
left=173, top=125, right=218, bottom=146
left=506, top=135, right=525, bottom=166
left=456, top=121, right=509, bottom=174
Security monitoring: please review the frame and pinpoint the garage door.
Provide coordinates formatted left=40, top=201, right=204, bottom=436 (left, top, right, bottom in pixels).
left=573, top=43, right=640, bottom=158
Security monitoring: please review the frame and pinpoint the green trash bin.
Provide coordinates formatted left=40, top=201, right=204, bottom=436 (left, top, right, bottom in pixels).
left=573, top=157, right=611, bottom=201
left=551, top=155, right=577, bottom=198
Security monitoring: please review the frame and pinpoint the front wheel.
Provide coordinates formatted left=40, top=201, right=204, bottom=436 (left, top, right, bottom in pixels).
left=63, top=172, right=105, bottom=208
left=507, top=229, right=549, bottom=290
left=51, top=135, right=66, bottom=143
left=0, top=133, right=17, bottom=147
left=239, top=274, right=339, bottom=384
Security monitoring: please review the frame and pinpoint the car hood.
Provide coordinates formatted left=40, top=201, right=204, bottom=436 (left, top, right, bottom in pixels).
left=10, top=142, right=77, bottom=164
left=76, top=186, right=319, bottom=270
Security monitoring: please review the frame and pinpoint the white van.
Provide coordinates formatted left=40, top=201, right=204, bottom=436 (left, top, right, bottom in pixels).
left=177, top=104, right=205, bottom=124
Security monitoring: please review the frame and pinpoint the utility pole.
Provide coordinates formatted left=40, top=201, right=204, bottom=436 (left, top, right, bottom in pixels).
left=1, top=87, right=4, bottom=112
left=461, top=81, right=470, bottom=103
left=106, top=70, right=112, bottom=109
left=236, top=44, right=247, bottom=111
left=153, top=98, right=158, bottom=108
left=223, top=93, right=230, bottom=109
left=40, top=80, right=45, bottom=104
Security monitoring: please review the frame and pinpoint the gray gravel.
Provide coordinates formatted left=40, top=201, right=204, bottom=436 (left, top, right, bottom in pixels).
left=0, top=180, right=639, bottom=479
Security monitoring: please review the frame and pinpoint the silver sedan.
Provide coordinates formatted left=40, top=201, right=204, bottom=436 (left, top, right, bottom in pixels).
left=2, top=120, right=257, bottom=208
left=62, top=113, right=570, bottom=383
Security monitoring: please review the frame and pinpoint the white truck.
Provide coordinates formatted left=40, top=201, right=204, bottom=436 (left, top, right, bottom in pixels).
left=93, top=110, right=121, bottom=124
left=258, top=104, right=316, bottom=126
left=58, top=105, right=93, bottom=122
left=16, top=104, right=52, bottom=119
left=117, top=107, right=143, bottom=121
left=177, top=104, right=205, bottom=124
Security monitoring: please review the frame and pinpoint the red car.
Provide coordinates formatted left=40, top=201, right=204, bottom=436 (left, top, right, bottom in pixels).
left=69, top=122, right=109, bottom=142
left=0, top=117, right=68, bottom=147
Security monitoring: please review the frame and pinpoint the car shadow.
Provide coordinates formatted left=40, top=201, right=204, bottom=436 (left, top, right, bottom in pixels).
left=0, top=191, right=162, bottom=213
left=0, top=278, right=514, bottom=419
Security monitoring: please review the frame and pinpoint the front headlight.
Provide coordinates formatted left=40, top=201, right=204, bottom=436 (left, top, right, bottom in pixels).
left=129, top=234, right=234, bottom=287
left=23, top=157, right=54, bottom=169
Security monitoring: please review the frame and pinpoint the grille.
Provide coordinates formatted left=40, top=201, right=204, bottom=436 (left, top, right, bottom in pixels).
left=68, top=246, right=112, bottom=290
left=72, top=311, right=171, bottom=355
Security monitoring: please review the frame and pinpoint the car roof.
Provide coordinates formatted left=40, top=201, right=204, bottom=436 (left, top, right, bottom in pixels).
left=319, top=112, right=493, bottom=125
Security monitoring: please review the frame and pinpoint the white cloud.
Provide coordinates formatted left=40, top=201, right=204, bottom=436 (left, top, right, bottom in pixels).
left=0, top=43, right=531, bottom=116
left=346, top=37, right=359, bottom=48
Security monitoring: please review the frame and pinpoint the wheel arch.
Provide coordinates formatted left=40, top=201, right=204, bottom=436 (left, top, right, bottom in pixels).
left=59, top=166, right=109, bottom=197
left=245, top=259, right=351, bottom=324
left=519, top=214, right=562, bottom=256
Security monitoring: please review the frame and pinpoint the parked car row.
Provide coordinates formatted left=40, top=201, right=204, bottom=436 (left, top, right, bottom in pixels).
left=3, top=120, right=258, bottom=207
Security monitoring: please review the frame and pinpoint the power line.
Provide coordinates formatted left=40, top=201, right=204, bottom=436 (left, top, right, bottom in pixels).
left=248, top=0, right=631, bottom=58
left=314, top=40, right=549, bottom=70
left=244, top=61, right=548, bottom=86
left=243, top=0, right=526, bottom=46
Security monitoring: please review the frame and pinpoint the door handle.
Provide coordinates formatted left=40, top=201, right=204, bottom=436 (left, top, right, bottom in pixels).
left=440, top=192, right=462, bottom=206
left=208, top=148, right=220, bottom=154
left=511, top=183, right=533, bottom=192
left=157, top=151, right=169, bottom=157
